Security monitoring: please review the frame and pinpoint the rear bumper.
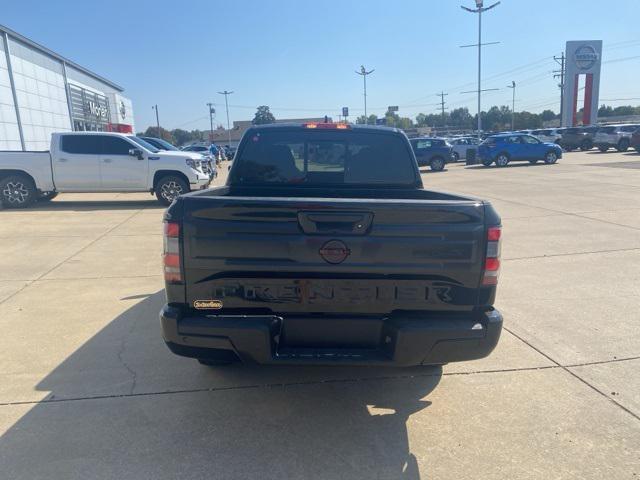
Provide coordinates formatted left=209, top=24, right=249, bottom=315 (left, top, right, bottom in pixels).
left=160, top=306, right=503, bottom=367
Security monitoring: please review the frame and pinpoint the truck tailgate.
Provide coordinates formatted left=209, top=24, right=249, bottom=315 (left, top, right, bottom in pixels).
left=181, top=196, right=485, bottom=315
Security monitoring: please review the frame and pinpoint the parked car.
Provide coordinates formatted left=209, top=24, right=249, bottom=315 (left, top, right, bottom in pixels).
left=179, top=143, right=217, bottom=176
left=160, top=122, right=503, bottom=367
left=181, top=144, right=210, bottom=155
left=139, top=136, right=180, bottom=151
left=594, top=125, right=640, bottom=152
left=0, top=132, right=210, bottom=208
left=477, top=133, right=562, bottom=167
left=448, top=136, right=480, bottom=161
left=559, top=126, right=597, bottom=151
left=409, top=137, right=453, bottom=171
left=631, top=128, right=640, bottom=153
left=531, top=128, right=563, bottom=144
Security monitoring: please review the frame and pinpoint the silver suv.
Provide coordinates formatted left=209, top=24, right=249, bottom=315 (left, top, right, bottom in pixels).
left=531, top=128, right=563, bottom=144
left=448, top=136, right=480, bottom=161
left=594, top=125, right=640, bottom=152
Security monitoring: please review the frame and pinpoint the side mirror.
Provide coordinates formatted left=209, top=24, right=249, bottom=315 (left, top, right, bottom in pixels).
left=129, top=148, right=144, bottom=160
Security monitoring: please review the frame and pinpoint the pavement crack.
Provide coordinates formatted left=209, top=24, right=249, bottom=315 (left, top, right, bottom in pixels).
left=504, top=247, right=640, bottom=262
left=2, top=355, right=640, bottom=408
left=503, top=326, right=640, bottom=422
left=116, top=322, right=138, bottom=395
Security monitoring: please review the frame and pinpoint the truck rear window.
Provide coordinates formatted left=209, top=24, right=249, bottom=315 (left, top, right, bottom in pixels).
left=231, top=130, right=417, bottom=186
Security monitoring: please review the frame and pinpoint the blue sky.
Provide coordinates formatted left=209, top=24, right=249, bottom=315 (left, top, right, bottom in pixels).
left=3, top=0, right=639, bottom=131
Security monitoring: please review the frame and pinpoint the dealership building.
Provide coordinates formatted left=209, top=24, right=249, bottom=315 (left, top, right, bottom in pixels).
left=0, top=24, right=134, bottom=151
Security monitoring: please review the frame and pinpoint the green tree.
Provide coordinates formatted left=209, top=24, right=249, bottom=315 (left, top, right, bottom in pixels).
left=449, top=107, right=473, bottom=129
left=540, top=109, right=557, bottom=122
left=252, top=105, right=276, bottom=125
left=171, top=129, right=193, bottom=146
left=143, top=126, right=174, bottom=143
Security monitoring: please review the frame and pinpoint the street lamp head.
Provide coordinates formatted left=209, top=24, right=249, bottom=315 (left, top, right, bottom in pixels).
left=475, top=0, right=483, bottom=6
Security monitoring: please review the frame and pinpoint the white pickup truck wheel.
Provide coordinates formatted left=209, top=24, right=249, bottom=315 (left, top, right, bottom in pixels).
left=0, top=174, right=36, bottom=208
left=156, top=175, right=189, bottom=206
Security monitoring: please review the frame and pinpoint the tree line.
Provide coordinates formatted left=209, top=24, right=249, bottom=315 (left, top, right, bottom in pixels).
left=140, top=104, right=640, bottom=146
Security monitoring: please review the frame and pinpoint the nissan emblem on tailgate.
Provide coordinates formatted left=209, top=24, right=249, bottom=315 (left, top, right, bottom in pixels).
left=319, top=240, right=351, bottom=264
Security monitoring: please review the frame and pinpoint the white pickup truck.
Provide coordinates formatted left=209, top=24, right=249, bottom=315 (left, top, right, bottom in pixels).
left=0, top=132, right=211, bottom=208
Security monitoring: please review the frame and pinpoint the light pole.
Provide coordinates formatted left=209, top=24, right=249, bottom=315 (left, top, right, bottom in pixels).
left=152, top=104, right=160, bottom=137
left=218, top=90, right=234, bottom=145
left=355, top=65, right=374, bottom=122
left=460, top=1, right=500, bottom=139
left=507, top=81, right=515, bottom=130
left=206, top=103, right=215, bottom=143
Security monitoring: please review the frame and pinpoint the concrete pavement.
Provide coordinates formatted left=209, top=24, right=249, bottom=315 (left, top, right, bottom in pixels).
left=1, top=153, right=639, bottom=479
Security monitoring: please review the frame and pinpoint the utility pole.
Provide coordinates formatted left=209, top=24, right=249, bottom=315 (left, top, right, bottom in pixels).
left=152, top=104, right=160, bottom=137
left=217, top=90, right=234, bottom=146
left=437, top=91, right=449, bottom=124
left=553, top=52, right=566, bottom=125
left=460, top=1, right=501, bottom=140
left=506, top=81, right=515, bottom=130
left=355, top=65, right=374, bottom=121
left=206, top=103, right=215, bottom=143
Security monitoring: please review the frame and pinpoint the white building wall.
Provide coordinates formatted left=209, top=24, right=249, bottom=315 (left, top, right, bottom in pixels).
left=8, top=38, right=71, bottom=150
left=0, top=35, right=22, bottom=150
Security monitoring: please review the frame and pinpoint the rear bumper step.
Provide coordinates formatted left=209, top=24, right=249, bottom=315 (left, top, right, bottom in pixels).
left=161, top=306, right=502, bottom=367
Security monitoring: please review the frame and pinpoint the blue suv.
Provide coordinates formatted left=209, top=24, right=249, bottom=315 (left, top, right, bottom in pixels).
left=477, top=133, right=563, bottom=167
left=409, top=137, right=454, bottom=171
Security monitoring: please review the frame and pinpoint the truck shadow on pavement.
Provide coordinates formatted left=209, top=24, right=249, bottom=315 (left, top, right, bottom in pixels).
left=1, top=291, right=441, bottom=479
left=23, top=199, right=165, bottom=212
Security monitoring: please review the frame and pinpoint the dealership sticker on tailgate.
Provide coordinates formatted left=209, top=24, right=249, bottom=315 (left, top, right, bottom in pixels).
left=193, top=300, right=223, bottom=310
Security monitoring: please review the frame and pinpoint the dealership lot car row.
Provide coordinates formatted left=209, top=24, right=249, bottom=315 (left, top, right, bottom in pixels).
left=2, top=147, right=639, bottom=479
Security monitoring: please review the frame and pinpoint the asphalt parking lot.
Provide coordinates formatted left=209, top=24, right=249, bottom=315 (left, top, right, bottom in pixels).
left=1, top=151, right=639, bottom=479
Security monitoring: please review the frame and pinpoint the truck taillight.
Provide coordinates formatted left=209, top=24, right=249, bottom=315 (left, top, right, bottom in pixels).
left=482, top=226, right=501, bottom=286
left=163, top=221, right=182, bottom=283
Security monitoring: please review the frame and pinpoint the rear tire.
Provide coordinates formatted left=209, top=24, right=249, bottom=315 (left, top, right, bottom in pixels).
left=430, top=157, right=445, bottom=171
left=0, top=174, right=37, bottom=209
left=197, top=350, right=239, bottom=366
left=452, top=151, right=460, bottom=162
left=155, top=175, right=189, bottom=206
left=495, top=153, right=510, bottom=167
left=544, top=151, right=558, bottom=164
left=617, top=138, right=630, bottom=152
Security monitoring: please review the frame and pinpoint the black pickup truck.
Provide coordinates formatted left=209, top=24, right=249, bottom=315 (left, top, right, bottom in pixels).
left=161, top=123, right=503, bottom=367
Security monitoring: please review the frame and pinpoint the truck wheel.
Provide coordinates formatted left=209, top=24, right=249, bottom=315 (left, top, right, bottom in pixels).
left=544, top=151, right=558, bottom=164
left=495, top=153, right=510, bottom=167
left=452, top=151, right=460, bottom=161
left=430, top=157, right=445, bottom=171
left=616, top=139, right=630, bottom=152
left=197, top=350, right=239, bottom=366
left=598, top=145, right=609, bottom=152
left=38, top=191, right=59, bottom=202
left=155, top=175, right=189, bottom=206
left=0, top=174, right=36, bottom=209
left=580, top=139, right=593, bottom=151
